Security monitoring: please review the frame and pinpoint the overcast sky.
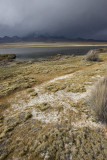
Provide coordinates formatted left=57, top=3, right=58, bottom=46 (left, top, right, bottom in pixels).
left=0, top=0, right=107, bottom=39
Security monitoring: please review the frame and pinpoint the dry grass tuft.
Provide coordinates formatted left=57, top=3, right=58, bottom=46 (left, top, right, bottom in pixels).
left=89, top=76, right=107, bottom=123
left=85, top=50, right=100, bottom=61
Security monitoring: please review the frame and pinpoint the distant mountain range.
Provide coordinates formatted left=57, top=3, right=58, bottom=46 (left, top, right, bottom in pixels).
left=0, top=34, right=107, bottom=43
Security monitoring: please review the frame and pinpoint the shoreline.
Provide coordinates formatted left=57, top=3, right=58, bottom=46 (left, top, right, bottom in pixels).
left=0, top=41, right=107, bottom=49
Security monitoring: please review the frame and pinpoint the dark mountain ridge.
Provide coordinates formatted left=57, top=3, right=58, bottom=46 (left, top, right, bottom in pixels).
left=0, top=34, right=107, bottom=43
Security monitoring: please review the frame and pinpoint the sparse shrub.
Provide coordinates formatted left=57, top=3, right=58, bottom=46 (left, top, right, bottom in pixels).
left=89, top=76, right=107, bottom=123
left=27, top=88, right=35, bottom=93
left=85, top=50, right=100, bottom=61
left=36, top=102, right=51, bottom=111
left=31, top=92, right=38, bottom=96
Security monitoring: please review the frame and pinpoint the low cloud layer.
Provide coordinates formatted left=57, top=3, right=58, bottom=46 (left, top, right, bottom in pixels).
left=0, top=0, right=107, bottom=39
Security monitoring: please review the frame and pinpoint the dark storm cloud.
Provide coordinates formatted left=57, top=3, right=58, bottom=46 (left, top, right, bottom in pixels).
left=0, top=0, right=107, bottom=39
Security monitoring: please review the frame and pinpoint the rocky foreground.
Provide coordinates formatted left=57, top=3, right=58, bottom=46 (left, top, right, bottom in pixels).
left=0, top=50, right=107, bottom=160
